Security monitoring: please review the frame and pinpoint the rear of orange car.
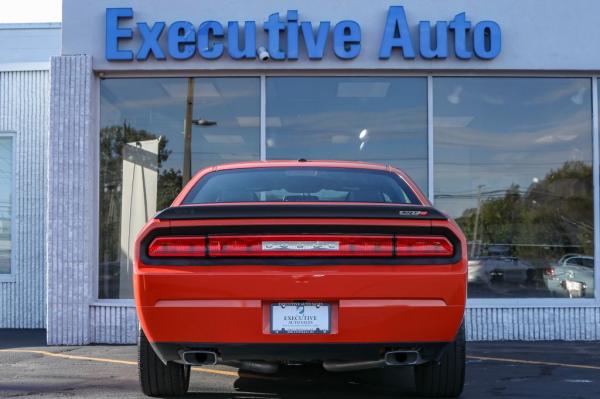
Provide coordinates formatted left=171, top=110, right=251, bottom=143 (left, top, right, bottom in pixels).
left=134, top=161, right=467, bottom=397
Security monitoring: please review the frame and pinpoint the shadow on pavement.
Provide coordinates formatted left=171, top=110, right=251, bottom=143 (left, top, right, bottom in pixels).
left=0, top=329, right=46, bottom=349
left=186, top=365, right=420, bottom=399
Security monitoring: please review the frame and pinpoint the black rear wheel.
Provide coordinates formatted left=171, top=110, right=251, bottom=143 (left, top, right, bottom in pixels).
left=414, top=323, right=466, bottom=397
left=138, top=329, right=190, bottom=397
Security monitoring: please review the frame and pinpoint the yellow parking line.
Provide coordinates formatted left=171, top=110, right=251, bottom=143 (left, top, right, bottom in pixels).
left=467, top=355, right=600, bottom=371
left=2, top=349, right=598, bottom=375
left=0, top=349, right=239, bottom=377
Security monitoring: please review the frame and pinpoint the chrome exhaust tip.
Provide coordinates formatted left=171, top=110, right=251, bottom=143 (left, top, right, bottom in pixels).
left=181, top=350, right=218, bottom=366
left=384, top=350, right=422, bottom=366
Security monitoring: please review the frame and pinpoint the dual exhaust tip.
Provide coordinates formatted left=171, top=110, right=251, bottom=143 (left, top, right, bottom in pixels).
left=181, top=350, right=218, bottom=366
left=180, top=349, right=422, bottom=373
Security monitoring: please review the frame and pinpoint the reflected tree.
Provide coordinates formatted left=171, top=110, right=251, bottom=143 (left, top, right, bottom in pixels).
left=456, top=161, right=593, bottom=266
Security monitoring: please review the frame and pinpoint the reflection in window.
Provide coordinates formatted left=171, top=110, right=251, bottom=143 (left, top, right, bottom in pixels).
left=266, top=77, right=428, bottom=192
left=434, top=77, right=594, bottom=298
left=0, top=135, right=13, bottom=274
left=99, top=78, right=260, bottom=298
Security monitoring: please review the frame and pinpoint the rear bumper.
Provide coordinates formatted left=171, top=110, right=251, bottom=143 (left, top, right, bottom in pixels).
left=139, top=299, right=464, bottom=343
left=135, top=264, right=466, bottom=349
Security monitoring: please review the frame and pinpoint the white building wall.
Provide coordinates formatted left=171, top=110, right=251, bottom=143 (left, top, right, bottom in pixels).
left=0, top=23, right=61, bottom=67
left=0, top=69, right=49, bottom=328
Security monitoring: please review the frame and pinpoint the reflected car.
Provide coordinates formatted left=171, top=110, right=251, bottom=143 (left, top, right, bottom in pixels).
left=544, top=254, right=594, bottom=298
left=468, top=256, right=532, bottom=286
left=133, top=161, right=468, bottom=398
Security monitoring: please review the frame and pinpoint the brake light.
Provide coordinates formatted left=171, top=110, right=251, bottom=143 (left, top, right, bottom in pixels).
left=148, top=236, right=206, bottom=257
left=208, top=235, right=393, bottom=257
left=395, top=236, right=453, bottom=257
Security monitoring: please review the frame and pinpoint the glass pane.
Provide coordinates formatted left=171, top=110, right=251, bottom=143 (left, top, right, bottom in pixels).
left=99, top=77, right=260, bottom=298
left=434, top=77, right=594, bottom=298
left=0, top=136, right=12, bottom=274
left=183, top=167, right=420, bottom=204
left=266, top=77, right=428, bottom=192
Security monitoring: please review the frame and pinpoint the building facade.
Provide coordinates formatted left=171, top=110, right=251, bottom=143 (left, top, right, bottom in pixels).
left=2, top=0, right=600, bottom=344
left=0, top=23, right=60, bottom=329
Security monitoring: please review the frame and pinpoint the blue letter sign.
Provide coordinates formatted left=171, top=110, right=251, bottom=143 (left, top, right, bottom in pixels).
left=106, top=8, right=134, bottom=61
left=105, top=7, right=501, bottom=62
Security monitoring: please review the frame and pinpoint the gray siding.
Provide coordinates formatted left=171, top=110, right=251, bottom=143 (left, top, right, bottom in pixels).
left=90, top=304, right=138, bottom=344
left=46, top=55, right=97, bottom=344
left=466, top=307, right=600, bottom=341
left=85, top=304, right=600, bottom=344
left=0, top=69, right=49, bottom=328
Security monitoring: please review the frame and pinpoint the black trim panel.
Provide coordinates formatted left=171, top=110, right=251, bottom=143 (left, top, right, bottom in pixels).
left=156, top=204, right=447, bottom=221
left=151, top=342, right=451, bottom=363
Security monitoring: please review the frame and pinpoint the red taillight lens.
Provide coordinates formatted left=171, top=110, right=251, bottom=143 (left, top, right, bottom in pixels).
left=208, top=235, right=393, bottom=257
left=146, top=235, right=454, bottom=259
left=148, top=236, right=206, bottom=257
left=544, top=267, right=555, bottom=278
left=395, top=236, right=453, bottom=257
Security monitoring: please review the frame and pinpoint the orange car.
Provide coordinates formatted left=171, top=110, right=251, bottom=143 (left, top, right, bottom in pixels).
left=134, top=160, right=467, bottom=397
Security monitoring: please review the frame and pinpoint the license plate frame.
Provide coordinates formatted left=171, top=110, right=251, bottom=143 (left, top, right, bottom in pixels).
left=270, top=302, right=331, bottom=334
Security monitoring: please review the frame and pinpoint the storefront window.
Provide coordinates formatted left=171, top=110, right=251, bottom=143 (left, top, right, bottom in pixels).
left=99, top=78, right=260, bottom=298
left=434, top=77, right=594, bottom=298
left=266, top=77, right=429, bottom=191
left=0, top=135, right=13, bottom=275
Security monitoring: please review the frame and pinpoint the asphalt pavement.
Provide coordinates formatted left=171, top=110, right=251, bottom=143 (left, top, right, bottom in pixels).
left=0, top=330, right=599, bottom=398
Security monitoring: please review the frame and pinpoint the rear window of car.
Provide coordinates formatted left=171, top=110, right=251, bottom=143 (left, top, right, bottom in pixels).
left=183, top=167, right=420, bottom=204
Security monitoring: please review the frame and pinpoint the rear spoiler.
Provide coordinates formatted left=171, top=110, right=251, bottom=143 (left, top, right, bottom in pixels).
left=155, top=204, right=448, bottom=221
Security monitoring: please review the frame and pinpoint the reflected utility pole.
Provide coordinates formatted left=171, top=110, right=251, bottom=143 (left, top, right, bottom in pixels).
left=182, top=77, right=195, bottom=185
left=471, top=184, right=485, bottom=258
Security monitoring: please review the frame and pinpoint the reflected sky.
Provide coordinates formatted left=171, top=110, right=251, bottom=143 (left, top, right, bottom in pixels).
left=434, top=77, right=592, bottom=218
left=0, top=136, right=12, bottom=274
left=266, top=77, right=428, bottom=192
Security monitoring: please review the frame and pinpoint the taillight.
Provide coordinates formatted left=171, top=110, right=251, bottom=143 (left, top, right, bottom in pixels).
left=148, top=236, right=206, bottom=257
left=544, top=267, right=556, bottom=278
left=146, top=235, right=455, bottom=258
left=208, top=235, right=393, bottom=257
left=395, top=236, right=453, bottom=257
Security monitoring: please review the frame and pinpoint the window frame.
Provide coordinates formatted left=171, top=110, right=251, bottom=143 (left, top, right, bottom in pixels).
left=0, top=131, right=16, bottom=283
left=94, top=72, right=600, bottom=309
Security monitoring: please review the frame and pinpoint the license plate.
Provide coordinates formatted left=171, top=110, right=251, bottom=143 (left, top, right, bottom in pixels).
left=270, top=302, right=331, bottom=334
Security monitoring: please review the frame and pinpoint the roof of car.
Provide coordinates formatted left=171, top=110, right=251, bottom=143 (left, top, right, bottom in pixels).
left=212, top=160, right=392, bottom=172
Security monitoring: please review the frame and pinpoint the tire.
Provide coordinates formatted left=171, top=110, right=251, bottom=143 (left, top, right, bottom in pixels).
left=138, top=329, right=190, bottom=397
left=414, top=323, right=465, bottom=397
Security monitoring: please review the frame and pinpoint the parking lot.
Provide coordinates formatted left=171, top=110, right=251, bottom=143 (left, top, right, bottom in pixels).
left=0, top=330, right=599, bottom=398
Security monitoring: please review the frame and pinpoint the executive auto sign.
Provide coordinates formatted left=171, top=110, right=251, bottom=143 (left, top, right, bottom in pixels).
left=106, top=6, right=501, bottom=62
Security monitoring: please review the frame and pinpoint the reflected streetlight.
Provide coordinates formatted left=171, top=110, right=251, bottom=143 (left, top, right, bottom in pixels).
left=471, top=184, right=486, bottom=258
left=192, top=118, right=217, bottom=127
left=182, top=77, right=217, bottom=185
